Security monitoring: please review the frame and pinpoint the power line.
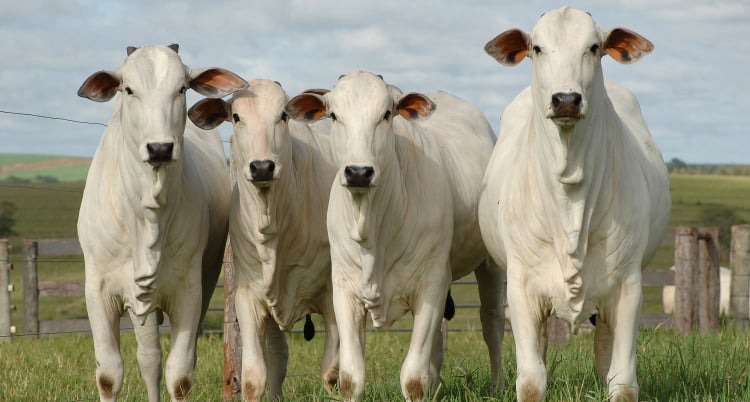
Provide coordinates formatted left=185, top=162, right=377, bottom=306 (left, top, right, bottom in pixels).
left=0, top=109, right=231, bottom=143
left=0, top=110, right=107, bottom=127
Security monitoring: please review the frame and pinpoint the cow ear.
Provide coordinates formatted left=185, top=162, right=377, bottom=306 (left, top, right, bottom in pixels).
left=285, top=93, right=327, bottom=123
left=484, top=29, right=529, bottom=66
left=604, top=28, right=654, bottom=64
left=302, top=88, right=329, bottom=96
left=396, top=92, right=435, bottom=121
left=188, top=68, right=249, bottom=98
left=188, top=98, right=230, bottom=130
left=77, top=70, right=121, bottom=102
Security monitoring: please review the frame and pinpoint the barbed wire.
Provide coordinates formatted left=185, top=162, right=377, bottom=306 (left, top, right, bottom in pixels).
left=0, top=110, right=108, bottom=127
left=0, top=108, right=231, bottom=143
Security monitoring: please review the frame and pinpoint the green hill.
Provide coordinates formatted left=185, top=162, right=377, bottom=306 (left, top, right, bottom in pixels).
left=0, top=154, right=90, bottom=182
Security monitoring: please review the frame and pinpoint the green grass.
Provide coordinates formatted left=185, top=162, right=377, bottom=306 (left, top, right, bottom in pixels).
left=1, top=328, right=748, bottom=401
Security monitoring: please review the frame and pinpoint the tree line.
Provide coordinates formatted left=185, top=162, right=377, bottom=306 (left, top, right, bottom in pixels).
left=667, top=158, right=750, bottom=175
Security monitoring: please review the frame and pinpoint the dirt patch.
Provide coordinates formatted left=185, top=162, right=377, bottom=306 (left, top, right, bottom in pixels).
left=0, top=158, right=90, bottom=173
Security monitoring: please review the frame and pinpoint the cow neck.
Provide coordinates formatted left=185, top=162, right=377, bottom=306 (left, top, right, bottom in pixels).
left=532, top=105, right=611, bottom=317
left=350, top=148, right=406, bottom=327
left=117, top=131, right=182, bottom=323
left=237, top=144, right=298, bottom=312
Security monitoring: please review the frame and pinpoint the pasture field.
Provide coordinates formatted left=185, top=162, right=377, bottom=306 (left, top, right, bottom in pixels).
left=0, top=153, right=91, bottom=182
left=0, top=328, right=748, bottom=400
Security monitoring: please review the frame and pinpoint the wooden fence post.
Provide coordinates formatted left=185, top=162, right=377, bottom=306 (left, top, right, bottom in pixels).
left=730, top=225, right=750, bottom=328
left=697, top=227, right=720, bottom=333
left=674, top=226, right=698, bottom=335
left=23, top=240, right=39, bottom=337
left=1, top=239, right=11, bottom=343
left=223, top=238, right=242, bottom=400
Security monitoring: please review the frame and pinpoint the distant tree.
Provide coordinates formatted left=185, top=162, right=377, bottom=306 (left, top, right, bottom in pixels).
left=701, top=205, right=747, bottom=260
left=35, top=175, right=59, bottom=183
left=0, top=200, right=17, bottom=237
left=2, top=176, right=30, bottom=184
left=666, top=157, right=687, bottom=172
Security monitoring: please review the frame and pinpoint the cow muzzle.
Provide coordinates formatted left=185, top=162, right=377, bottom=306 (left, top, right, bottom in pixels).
left=249, top=159, right=276, bottom=187
left=549, top=92, right=583, bottom=127
left=344, top=165, right=375, bottom=188
left=146, top=142, right=174, bottom=165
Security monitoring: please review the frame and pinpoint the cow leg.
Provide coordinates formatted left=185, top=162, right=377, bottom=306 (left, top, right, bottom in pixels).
left=333, top=286, right=366, bottom=402
left=235, top=288, right=269, bottom=402
left=128, top=309, right=163, bottom=402
left=400, top=277, right=448, bottom=401
left=265, top=320, right=288, bottom=401
left=593, top=315, right=613, bottom=382
left=601, top=274, right=641, bottom=402
left=85, top=282, right=124, bottom=402
left=474, top=258, right=506, bottom=392
left=507, top=270, right=546, bottom=402
left=320, top=293, right=341, bottom=392
left=164, top=276, right=201, bottom=401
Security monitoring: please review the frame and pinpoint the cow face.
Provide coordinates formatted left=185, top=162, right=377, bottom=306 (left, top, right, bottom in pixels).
left=485, top=7, right=653, bottom=129
left=231, top=82, right=290, bottom=188
left=326, top=72, right=394, bottom=191
left=78, top=44, right=248, bottom=167
left=285, top=71, right=435, bottom=193
left=190, top=80, right=291, bottom=189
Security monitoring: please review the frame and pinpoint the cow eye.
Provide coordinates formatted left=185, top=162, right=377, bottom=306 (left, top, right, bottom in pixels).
left=383, top=110, right=392, bottom=121
left=232, top=113, right=240, bottom=123
left=280, top=112, right=288, bottom=123
left=329, top=112, right=337, bottom=122
left=178, top=86, right=188, bottom=95
left=124, top=86, right=134, bottom=95
left=532, top=45, right=542, bottom=55
left=589, top=44, right=600, bottom=54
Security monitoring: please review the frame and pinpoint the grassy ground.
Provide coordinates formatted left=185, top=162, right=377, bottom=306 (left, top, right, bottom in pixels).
left=0, top=327, right=748, bottom=401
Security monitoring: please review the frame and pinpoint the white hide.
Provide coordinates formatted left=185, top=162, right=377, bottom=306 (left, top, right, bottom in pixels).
left=188, top=79, right=339, bottom=402
left=478, top=8, right=670, bottom=402
left=77, top=45, right=246, bottom=402
left=285, top=71, right=505, bottom=401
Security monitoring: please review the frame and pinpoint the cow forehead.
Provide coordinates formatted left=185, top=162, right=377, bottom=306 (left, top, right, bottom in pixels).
left=532, top=7, right=601, bottom=47
left=329, top=71, right=391, bottom=115
left=121, top=46, right=187, bottom=86
left=232, top=80, right=287, bottom=116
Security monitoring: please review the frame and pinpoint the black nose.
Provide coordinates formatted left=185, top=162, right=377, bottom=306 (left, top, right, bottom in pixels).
left=146, top=142, right=174, bottom=163
left=344, top=165, right=375, bottom=187
left=551, top=92, right=582, bottom=117
left=249, top=160, right=275, bottom=181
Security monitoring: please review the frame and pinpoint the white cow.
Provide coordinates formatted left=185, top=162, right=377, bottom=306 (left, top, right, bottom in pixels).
left=77, top=44, right=247, bottom=402
left=285, top=71, right=505, bottom=401
left=478, top=8, right=671, bottom=402
left=188, top=79, right=339, bottom=401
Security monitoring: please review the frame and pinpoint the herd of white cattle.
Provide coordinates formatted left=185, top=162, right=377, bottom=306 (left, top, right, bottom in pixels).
left=76, top=7, right=671, bottom=402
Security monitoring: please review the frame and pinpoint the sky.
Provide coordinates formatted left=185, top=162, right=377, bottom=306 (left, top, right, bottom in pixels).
left=1, top=0, right=748, bottom=164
